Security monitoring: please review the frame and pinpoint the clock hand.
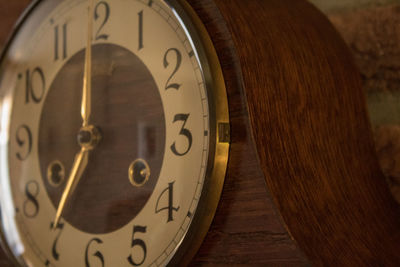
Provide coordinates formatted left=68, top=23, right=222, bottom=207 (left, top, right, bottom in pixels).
left=53, top=0, right=96, bottom=229
left=82, top=0, right=95, bottom=127
left=53, top=148, right=89, bottom=229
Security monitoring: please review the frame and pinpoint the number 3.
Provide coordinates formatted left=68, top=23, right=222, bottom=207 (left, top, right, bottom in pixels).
left=171, top=114, right=193, bottom=156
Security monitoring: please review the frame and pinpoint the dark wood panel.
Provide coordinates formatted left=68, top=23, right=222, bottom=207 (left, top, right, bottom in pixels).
left=205, top=0, right=400, bottom=265
left=0, top=0, right=31, bottom=49
left=187, top=0, right=309, bottom=265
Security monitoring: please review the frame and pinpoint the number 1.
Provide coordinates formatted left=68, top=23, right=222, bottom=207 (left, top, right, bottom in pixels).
left=54, top=23, right=67, bottom=61
left=138, top=10, right=144, bottom=50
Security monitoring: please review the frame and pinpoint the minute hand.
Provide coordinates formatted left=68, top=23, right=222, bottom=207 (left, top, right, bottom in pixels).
left=81, top=0, right=95, bottom=127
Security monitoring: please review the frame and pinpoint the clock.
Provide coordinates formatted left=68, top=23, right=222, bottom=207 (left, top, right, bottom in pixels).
left=1, top=0, right=400, bottom=266
left=0, top=0, right=229, bottom=266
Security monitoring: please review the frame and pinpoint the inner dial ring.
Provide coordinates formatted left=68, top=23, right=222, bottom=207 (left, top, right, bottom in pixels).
left=39, top=43, right=165, bottom=234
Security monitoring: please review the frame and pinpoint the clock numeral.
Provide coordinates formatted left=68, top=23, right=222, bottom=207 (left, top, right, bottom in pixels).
left=95, top=1, right=110, bottom=40
left=138, top=10, right=144, bottom=50
left=50, top=221, right=64, bottom=261
left=155, top=181, right=180, bottom=222
left=25, top=67, right=45, bottom=104
left=171, top=114, right=193, bottom=156
left=54, top=23, right=68, bottom=61
left=164, top=48, right=182, bottom=90
left=127, top=225, right=147, bottom=266
left=23, top=181, right=39, bottom=218
left=85, top=238, right=105, bottom=267
left=16, top=125, right=32, bottom=161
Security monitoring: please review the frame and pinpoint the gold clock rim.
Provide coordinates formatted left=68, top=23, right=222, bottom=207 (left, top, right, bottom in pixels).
left=166, top=0, right=230, bottom=266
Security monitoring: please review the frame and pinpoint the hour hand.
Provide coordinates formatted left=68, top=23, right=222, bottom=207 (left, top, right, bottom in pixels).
left=53, top=148, right=89, bottom=229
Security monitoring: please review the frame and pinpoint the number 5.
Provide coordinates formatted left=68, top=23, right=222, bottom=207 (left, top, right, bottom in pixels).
left=127, top=225, right=147, bottom=266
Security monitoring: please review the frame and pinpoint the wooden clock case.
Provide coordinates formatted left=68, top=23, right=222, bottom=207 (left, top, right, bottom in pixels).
left=186, top=0, right=400, bottom=266
left=0, top=0, right=399, bottom=266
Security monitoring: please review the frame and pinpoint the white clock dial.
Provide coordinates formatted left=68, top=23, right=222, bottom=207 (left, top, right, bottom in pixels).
left=0, top=0, right=230, bottom=266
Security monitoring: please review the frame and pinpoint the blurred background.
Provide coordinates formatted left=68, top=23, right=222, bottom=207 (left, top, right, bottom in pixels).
left=311, top=0, right=400, bottom=204
left=0, top=0, right=398, bottom=202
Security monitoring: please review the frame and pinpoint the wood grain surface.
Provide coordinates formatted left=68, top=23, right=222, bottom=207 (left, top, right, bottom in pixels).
left=0, top=0, right=399, bottom=266
left=195, top=0, right=400, bottom=266
left=186, top=0, right=309, bottom=265
left=0, top=0, right=31, bottom=49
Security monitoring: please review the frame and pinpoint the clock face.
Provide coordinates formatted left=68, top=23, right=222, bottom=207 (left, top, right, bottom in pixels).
left=0, top=0, right=229, bottom=266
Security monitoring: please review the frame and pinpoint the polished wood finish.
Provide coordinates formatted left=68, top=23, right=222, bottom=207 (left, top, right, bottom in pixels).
left=0, top=0, right=31, bottom=49
left=1, top=0, right=399, bottom=266
left=190, top=0, right=400, bottom=266
left=186, top=0, right=308, bottom=265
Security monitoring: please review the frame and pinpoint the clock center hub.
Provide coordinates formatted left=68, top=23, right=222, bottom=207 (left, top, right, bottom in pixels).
left=77, top=125, right=101, bottom=150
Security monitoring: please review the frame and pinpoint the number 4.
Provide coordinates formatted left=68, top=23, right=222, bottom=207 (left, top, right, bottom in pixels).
left=155, top=182, right=180, bottom=222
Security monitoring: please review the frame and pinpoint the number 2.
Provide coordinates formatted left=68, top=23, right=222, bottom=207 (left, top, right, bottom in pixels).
left=164, top=48, right=182, bottom=90
left=95, top=1, right=110, bottom=40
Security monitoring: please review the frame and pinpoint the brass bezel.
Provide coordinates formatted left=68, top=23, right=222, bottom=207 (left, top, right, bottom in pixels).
left=166, top=0, right=230, bottom=265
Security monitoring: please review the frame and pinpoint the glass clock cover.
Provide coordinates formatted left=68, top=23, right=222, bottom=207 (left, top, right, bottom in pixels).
left=0, top=0, right=229, bottom=266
